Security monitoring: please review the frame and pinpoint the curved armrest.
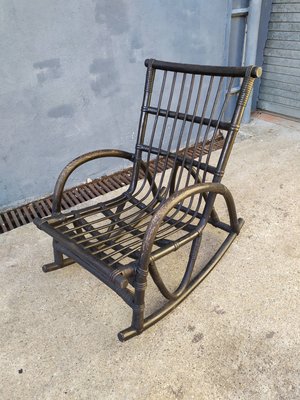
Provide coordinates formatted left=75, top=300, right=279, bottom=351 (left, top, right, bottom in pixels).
left=52, top=149, right=135, bottom=213
left=139, top=182, right=239, bottom=272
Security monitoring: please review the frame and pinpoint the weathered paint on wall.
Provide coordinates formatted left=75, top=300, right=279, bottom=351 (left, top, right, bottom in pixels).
left=0, top=0, right=231, bottom=209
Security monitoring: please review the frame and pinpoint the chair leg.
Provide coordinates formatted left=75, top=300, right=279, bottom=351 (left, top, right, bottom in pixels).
left=42, top=241, right=75, bottom=272
left=131, top=305, right=145, bottom=334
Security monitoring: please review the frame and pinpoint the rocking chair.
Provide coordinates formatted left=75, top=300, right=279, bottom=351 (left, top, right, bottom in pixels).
left=34, top=59, right=261, bottom=341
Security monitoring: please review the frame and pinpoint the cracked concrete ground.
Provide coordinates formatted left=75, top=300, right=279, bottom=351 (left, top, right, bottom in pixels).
left=0, top=115, right=299, bottom=399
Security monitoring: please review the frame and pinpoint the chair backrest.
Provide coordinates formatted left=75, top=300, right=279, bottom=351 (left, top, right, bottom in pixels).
left=131, top=59, right=261, bottom=199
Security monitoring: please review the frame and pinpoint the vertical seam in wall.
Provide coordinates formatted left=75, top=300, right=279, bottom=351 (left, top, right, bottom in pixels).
left=224, top=0, right=233, bottom=67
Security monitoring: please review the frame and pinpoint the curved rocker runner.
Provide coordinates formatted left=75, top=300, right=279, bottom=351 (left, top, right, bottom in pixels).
left=34, top=59, right=261, bottom=341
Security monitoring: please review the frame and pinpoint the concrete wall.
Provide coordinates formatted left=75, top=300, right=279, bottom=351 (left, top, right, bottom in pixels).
left=0, top=0, right=231, bottom=209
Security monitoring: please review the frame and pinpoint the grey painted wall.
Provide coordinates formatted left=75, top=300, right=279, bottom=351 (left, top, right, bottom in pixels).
left=0, top=0, right=232, bottom=209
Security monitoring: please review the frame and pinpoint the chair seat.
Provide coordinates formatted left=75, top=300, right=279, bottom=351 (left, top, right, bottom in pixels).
left=37, top=190, right=201, bottom=268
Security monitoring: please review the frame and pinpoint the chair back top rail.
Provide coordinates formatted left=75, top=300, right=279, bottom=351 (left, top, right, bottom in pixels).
left=145, top=59, right=262, bottom=78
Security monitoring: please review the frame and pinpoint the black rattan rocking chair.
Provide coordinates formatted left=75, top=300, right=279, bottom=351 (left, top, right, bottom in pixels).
left=34, top=59, right=261, bottom=341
